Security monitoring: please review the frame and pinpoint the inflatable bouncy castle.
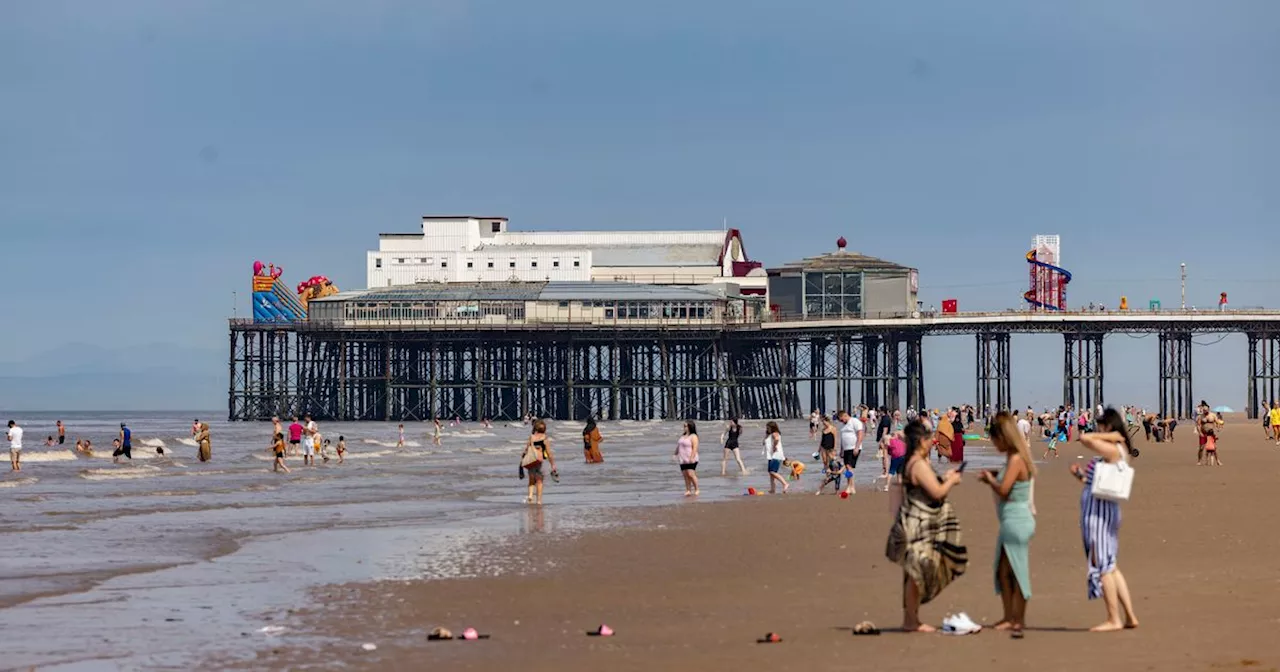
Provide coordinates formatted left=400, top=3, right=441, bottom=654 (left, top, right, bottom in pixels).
left=251, top=261, right=338, bottom=323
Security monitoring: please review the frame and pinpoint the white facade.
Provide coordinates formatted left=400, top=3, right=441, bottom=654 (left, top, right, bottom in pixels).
left=367, top=216, right=767, bottom=295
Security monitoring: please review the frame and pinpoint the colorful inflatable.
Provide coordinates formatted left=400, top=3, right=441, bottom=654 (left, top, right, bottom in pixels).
left=251, top=261, right=310, bottom=324
left=297, top=275, right=339, bottom=309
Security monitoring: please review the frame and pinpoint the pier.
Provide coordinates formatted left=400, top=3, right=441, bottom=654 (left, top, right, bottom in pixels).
left=228, top=310, right=1280, bottom=423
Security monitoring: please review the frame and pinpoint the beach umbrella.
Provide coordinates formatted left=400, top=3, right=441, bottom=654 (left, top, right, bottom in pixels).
left=1213, top=406, right=1233, bottom=413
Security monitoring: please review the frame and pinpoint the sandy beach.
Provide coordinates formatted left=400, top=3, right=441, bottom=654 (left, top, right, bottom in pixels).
left=225, top=417, right=1280, bottom=671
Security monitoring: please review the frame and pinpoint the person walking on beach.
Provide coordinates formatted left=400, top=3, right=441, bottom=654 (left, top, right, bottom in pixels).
left=979, top=411, right=1037, bottom=639
left=287, top=417, right=303, bottom=456
left=837, top=410, right=862, bottom=495
left=676, top=420, right=700, bottom=497
left=271, top=432, right=290, bottom=473
left=56, top=420, right=65, bottom=446
left=582, top=416, right=604, bottom=464
left=885, top=419, right=966, bottom=633
left=764, top=421, right=788, bottom=494
left=720, top=417, right=748, bottom=476
left=1269, top=402, right=1280, bottom=447
left=195, top=422, right=211, bottom=462
left=8, top=420, right=23, bottom=472
left=518, top=420, right=557, bottom=505
left=114, top=423, right=133, bottom=463
left=1071, top=408, right=1140, bottom=632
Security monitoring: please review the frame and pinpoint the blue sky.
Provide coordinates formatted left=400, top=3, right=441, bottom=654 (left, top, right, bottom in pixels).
left=2, top=0, right=1278, bottom=410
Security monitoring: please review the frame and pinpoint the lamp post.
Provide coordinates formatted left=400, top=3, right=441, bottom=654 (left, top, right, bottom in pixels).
left=1180, top=263, right=1186, bottom=310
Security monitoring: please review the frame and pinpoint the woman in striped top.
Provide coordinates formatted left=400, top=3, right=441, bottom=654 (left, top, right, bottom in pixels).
left=1070, top=408, right=1140, bottom=632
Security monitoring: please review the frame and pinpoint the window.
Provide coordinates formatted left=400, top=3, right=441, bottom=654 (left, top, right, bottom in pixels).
left=375, top=258, right=383, bottom=268
left=509, top=260, right=516, bottom=269
left=466, top=261, right=474, bottom=268
left=802, top=271, right=862, bottom=318
left=396, top=258, right=405, bottom=264
left=558, top=301, right=569, bottom=308
left=491, top=221, right=502, bottom=233
left=487, top=260, right=494, bottom=268
left=572, top=258, right=581, bottom=268
left=418, top=258, right=427, bottom=263
left=605, top=307, right=614, bottom=319
left=553, top=259, right=560, bottom=268
left=531, top=260, right=538, bottom=268
left=441, top=260, right=448, bottom=268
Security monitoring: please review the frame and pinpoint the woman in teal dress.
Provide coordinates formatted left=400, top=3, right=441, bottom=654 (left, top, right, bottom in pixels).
left=979, top=411, right=1037, bottom=638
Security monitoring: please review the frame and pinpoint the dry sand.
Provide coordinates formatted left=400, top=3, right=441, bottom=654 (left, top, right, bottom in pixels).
left=235, top=418, right=1280, bottom=671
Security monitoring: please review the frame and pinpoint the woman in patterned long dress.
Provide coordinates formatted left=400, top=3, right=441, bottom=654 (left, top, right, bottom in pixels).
left=1071, top=408, right=1140, bottom=632
left=885, top=419, right=967, bottom=632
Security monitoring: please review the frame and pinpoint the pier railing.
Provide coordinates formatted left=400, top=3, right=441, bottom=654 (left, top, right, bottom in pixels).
left=230, top=306, right=1279, bottom=332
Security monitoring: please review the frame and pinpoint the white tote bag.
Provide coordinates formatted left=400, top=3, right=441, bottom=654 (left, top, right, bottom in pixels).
left=1091, top=446, right=1134, bottom=502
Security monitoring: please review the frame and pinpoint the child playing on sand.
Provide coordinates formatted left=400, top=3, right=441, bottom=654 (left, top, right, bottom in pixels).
left=1044, top=422, right=1066, bottom=459
left=271, top=432, right=290, bottom=473
left=814, top=456, right=844, bottom=495
left=336, top=435, right=346, bottom=464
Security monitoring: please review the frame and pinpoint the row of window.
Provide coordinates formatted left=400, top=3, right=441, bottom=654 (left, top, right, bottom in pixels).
left=337, top=300, right=719, bottom=322
left=374, top=257, right=582, bottom=270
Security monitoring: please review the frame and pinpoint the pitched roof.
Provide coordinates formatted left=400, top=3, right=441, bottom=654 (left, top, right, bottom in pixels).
left=771, top=250, right=915, bottom=273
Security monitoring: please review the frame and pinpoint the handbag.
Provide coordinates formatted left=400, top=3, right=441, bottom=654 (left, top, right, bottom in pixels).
left=1091, top=447, right=1134, bottom=502
left=520, top=442, right=542, bottom=468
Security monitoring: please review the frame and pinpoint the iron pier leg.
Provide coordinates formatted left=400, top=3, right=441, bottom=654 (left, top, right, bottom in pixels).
left=1157, top=332, right=1193, bottom=418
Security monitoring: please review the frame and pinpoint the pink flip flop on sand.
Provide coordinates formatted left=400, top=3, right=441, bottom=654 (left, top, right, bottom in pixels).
left=587, top=624, right=614, bottom=637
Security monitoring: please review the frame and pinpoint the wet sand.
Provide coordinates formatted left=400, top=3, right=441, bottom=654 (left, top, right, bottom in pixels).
left=232, top=419, right=1280, bottom=671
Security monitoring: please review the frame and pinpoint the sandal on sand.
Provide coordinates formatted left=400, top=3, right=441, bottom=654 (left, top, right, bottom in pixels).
left=587, top=625, right=614, bottom=637
left=428, top=627, right=454, bottom=641
left=852, top=622, right=881, bottom=636
left=757, top=632, right=783, bottom=643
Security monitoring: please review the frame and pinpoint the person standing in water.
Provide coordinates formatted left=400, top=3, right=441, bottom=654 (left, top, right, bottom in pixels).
left=433, top=418, right=443, bottom=446
left=397, top=423, right=405, bottom=449
left=115, top=423, right=133, bottom=463
left=582, top=417, right=604, bottom=464
left=195, top=422, right=212, bottom=462
left=8, top=420, right=23, bottom=472
left=720, top=416, right=748, bottom=476
left=676, top=420, right=700, bottom=497
left=271, top=432, right=290, bottom=473
left=764, top=421, right=788, bottom=494
left=56, top=420, right=65, bottom=446
left=272, top=416, right=283, bottom=440
left=518, top=420, right=557, bottom=505
left=287, top=417, right=303, bottom=456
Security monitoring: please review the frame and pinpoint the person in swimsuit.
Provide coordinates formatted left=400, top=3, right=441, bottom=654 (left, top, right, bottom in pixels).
left=721, top=417, right=747, bottom=475
left=837, top=410, right=862, bottom=495
left=816, top=413, right=836, bottom=463
left=1269, top=402, right=1280, bottom=446
left=271, top=432, right=290, bottom=473
left=56, top=420, right=65, bottom=446
left=676, top=420, right=700, bottom=497
left=287, top=417, right=303, bottom=455
left=336, top=435, right=347, bottom=464
left=519, top=420, right=557, bottom=505
left=397, top=423, right=405, bottom=449
left=433, top=418, right=443, bottom=446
